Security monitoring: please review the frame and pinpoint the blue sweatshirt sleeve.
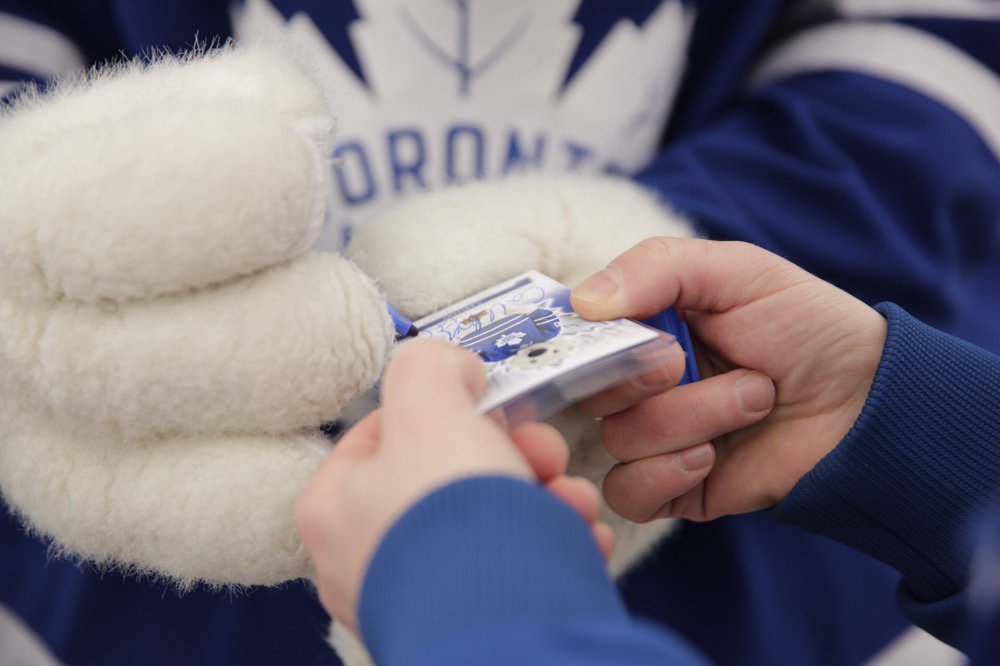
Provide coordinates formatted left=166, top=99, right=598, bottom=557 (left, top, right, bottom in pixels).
left=628, top=13, right=1000, bottom=662
left=0, top=0, right=232, bottom=96
left=773, top=303, right=1000, bottom=647
left=637, top=19, right=1000, bottom=353
left=358, top=476, right=708, bottom=666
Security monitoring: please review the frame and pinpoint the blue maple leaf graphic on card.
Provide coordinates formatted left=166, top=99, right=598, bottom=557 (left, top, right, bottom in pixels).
left=494, top=331, right=528, bottom=348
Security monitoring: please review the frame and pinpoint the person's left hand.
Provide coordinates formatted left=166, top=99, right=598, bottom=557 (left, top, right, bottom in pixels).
left=296, top=339, right=614, bottom=630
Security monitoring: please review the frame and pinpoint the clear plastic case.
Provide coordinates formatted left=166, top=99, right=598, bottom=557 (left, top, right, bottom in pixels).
left=413, top=271, right=699, bottom=429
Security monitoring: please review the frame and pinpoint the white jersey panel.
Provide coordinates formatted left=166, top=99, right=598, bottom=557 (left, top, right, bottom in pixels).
left=233, top=0, right=693, bottom=250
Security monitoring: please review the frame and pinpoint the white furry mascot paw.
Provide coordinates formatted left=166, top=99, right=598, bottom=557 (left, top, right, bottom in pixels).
left=0, top=42, right=697, bottom=665
left=330, top=176, right=695, bottom=664
left=348, top=175, right=696, bottom=577
left=0, top=45, right=396, bottom=586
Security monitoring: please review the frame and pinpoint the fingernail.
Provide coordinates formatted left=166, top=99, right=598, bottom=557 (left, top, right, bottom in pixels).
left=633, top=360, right=672, bottom=388
left=632, top=343, right=681, bottom=388
left=574, top=269, right=620, bottom=303
left=735, top=371, right=774, bottom=413
left=678, top=443, right=714, bottom=472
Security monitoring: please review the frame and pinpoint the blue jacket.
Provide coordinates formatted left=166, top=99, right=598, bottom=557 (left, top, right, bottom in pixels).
left=1, top=2, right=997, bottom=664
left=356, top=304, right=1000, bottom=665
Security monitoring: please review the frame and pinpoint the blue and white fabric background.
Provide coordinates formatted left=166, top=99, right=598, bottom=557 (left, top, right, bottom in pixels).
left=1, top=1, right=998, bottom=664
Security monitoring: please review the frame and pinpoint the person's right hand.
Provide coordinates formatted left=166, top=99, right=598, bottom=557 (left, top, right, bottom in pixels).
left=571, top=238, right=888, bottom=522
left=297, top=340, right=612, bottom=631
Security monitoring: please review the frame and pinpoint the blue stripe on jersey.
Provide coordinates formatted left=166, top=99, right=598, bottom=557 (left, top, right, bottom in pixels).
left=664, top=0, right=786, bottom=137
left=639, top=70, right=1000, bottom=353
left=898, top=17, right=1000, bottom=74
left=0, top=0, right=116, bottom=64
left=109, top=1, right=230, bottom=53
left=0, top=63, right=41, bottom=85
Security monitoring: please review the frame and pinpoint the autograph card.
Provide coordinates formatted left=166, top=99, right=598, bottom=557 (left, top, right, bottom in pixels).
left=413, top=271, right=669, bottom=425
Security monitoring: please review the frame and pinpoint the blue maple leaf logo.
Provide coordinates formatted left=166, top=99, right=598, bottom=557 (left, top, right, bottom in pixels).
left=400, top=0, right=531, bottom=95
left=494, top=331, right=528, bottom=348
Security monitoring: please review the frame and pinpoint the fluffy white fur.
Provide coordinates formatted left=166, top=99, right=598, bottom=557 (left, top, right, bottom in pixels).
left=19, top=254, right=392, bottom=438
left=0, top=44, right=335, bottom=303
left=347, top=175, right=694, bottom=318
left=0, top=377, right=329, bottom=585
left=0, top=45, right=394, bottom=585
left=0, top=44, right=698, bottom=647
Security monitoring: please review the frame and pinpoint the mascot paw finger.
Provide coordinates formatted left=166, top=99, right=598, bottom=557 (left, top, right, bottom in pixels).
left=0, top=44, right=394, bottom=586
left=18, top=252, right=392, bottom=439
left=348, top=176, right=691, bottom=581
left=346, top=175, right=694, bottom=318
left=0, top=382, right=328, bottom=585
left=1, top=44, right=337, bottom=303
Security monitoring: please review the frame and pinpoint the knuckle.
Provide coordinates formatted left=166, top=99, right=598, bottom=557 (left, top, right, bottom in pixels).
left=602, top=468, right=637, bottom=521
left=604, top=461, right=660, bottom=523
left=609, top=237, right=672, bottom=279
left=630, top=462, right=665, bottom=522
left=385, top=349, right=419, bottom=383
left=672, top=388, right=714, bottom=437
left=661, top=489, right=706, bottom=522
left=636, top=236, right=676, bottom=263
left=390, top=339, right=446, bottom=374
left=600, top=416, right=633, bottom=461
left=454, top=343, right=487, bottom=376
left=721, top=239, right=758, bottom=255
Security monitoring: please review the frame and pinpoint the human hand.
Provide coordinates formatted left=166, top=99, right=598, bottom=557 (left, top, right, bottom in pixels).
left=346, top=177, right=694, bottom=580
left=571, top=238, right=887, bottom=522
left=296, top=340, right=613, bottom=630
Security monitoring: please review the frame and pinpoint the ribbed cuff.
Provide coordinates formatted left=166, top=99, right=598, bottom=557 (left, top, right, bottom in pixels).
left=774, top=303, right=1000, bottom=621
left=358, top=476, right=626, bottom=666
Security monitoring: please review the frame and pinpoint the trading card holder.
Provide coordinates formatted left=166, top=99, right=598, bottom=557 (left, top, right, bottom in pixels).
left=496, top=330, right=670, bottom=427
left=413, top=271, right=701, bottom=431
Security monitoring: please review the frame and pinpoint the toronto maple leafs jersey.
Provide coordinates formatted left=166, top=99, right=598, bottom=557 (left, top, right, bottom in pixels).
left=1, top=1, right=998, bottom=665
left=460, top=309, right=561, bottom=362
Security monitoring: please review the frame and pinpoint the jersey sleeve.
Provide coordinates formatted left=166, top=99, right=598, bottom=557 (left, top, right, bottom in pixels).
left=638, top=6, right=1000, bottom=351
left=358, top=476, right=710, bottom=666
left=0, top=0, right=112, bottom=98
left=774, top=303, right=1000, bottom=647
left=0, top=0, right=233, bottom=101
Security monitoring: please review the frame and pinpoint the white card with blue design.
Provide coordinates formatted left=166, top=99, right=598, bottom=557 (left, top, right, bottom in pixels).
left=413, top=271, right=671, bottom=426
